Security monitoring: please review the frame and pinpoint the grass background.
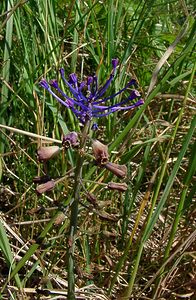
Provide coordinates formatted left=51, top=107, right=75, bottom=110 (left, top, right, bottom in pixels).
left=0, top=0, right=195, bottom=299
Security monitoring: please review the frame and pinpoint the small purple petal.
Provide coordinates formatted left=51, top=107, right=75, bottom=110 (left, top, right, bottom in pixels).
left=129, top=90, right=141, bottom=99
left=91, top=123, right=99, bottom=131
left=69, top=73, right=78, bottom=84
left=49, top=79, right=59, bottom=89
left=40, top=80, right=70, bottom=108
left=39, top=79, right=49, bottom=90
left=93, top=99, right=144, bottom=117
left=79, top=82, right=86, bottom=91
left=77, top=82, right=88, bottom=102
left=49, top=79, right=75, bottom=104
left=60, top=69, right=79, bottom=98
left=96, top=90, right=142, bottom=110
left=116, top=99, right=144, bottom=110
left=78, top=91, right=88, bottom=102
left=87, top=76, right=93, bottom=85
left=47, top=89, right=70, bottom=108
left=93, top=79, right=137, bottom=104
left=59, top=68, right=65, bottom=77
left=70, top=107, right=83, bottom=117
left=93, top=104, right=108, bottom=110
left=112, top=58, right=119, bottom=69
left=94, top=74, right=114, bottom=100
left=87, top=75, right=98, bottom=99
left=65, top=97, right=89, bottom=110
left=93, top=111, right=117, bottom=118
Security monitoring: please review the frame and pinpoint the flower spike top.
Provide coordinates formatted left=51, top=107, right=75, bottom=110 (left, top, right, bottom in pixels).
left=40, top=59, right=144, bottom=124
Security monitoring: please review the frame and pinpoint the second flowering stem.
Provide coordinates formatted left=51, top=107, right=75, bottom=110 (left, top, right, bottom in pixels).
left=67, top=121, right=91, bottom=300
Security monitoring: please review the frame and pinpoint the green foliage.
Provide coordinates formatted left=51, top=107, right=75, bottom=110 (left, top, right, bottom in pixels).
left=0, top=0, right=195, bottom=299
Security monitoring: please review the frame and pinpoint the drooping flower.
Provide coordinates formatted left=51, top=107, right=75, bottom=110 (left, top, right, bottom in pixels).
left=62, top=131, right=79, bottom=148
left=54, top=212, right=66, bottom=226
left=105, top=162, right=127, bottom=178
left=37, top=146, right=61, bottom=162
left=107, top=182, right=128, bottom=192
left=36, top=180, right=55, bottom=194
left=39, top=59, right=144, bottom=124
left=92, top=139, right=109, bottom=165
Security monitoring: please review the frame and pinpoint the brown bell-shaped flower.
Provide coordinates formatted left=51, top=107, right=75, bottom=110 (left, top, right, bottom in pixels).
left=92, top=139, right=109, bottom=165
left=62, top=132, right=79, bottom=149
left=105, top=162, right=127, bottom=178
left=37, top=146, right=60, bottom=162
left=36, top=180, right=55, bottom=194
left=107, top=182, right=128, bottom=192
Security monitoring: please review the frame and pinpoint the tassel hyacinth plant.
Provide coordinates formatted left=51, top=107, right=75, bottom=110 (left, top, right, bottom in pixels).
left=38, top=59, right=144, bottom=299
left=0, top=1, right=195, bottom=299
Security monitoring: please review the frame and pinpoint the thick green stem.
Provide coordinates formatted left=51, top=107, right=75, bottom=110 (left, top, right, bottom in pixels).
left=67, top=121, right=90, bottom=300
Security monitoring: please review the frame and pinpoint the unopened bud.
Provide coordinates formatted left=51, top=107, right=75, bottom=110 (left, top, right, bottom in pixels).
left=33, top=175, right=51, bottom=184
left=91, top=123, right=99, bottom=131
left=92, top=140, right=109, bottom=165
left=54, top=212, right=66, bottom=225
left=105, top=162, right=127, bottom=178
left=62, top=132, right=79, bottom=148
left=69, top=73, right=77, bottom=84
left=107, top=182, right=128, bottom=192
left=36, top=180, right=55, bottom=194
left=112, top=58, right=119, bottom=69
left=37, top=146, right=60, bottom=162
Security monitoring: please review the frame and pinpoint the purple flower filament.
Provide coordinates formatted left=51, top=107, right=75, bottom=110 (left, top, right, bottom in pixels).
left=39, top=59, right=144, bottom=123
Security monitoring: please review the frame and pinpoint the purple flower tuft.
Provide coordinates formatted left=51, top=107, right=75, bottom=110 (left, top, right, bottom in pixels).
left=39, top=59, right=144, bottom=123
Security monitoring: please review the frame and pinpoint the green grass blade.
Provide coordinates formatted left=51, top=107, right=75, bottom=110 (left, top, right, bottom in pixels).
left=0, top=219, right=22, bottom=288
left=0, top=0, right=14, bottom=153
left=1, top=212, right=60, bottom=293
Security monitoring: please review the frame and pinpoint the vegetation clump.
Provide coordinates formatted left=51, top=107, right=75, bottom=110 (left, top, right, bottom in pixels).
left=0, top=1, right=195, bottom=299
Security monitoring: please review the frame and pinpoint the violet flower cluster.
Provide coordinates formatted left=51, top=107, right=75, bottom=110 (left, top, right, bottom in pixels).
left=39, top=59, right=144, bottom=124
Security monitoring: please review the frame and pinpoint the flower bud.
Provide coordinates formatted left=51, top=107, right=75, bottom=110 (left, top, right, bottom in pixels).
left=33, top=175, right=51, bottom=184
left=36, top=180, right=55, bottom=195
left=69, top=73, right=78, bottom=84
left=91, top=123, right=99, bottom=131
left=39, top=79, right=49, bottom=90
left=92, top=140, right=109, bottom=165
left=107, top=182, right=128, bottom=192
left=112, top=58, right=119, bottom=69
left=87, top=76, right=93, bottom=85
left=105, top=162, right=127, bottom=178
left=62, top=132, right=79, bottom=149
left=37, top=146, right=60, bottom=162
left=49, top=79, right=59, bottom=89
left=54, top=212, right=66, bottom=225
